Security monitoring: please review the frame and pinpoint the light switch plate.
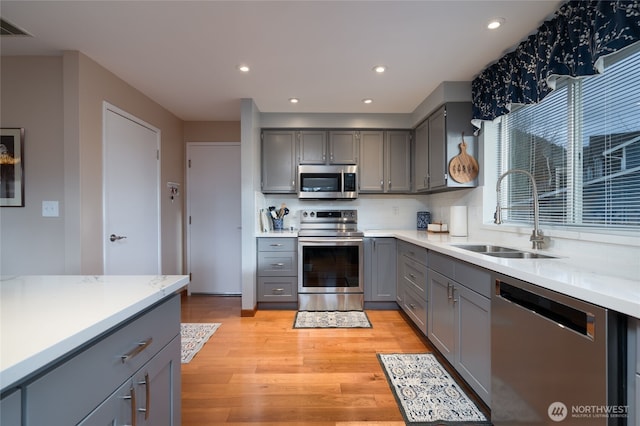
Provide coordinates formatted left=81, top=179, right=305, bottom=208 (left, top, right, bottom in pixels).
left=42, top=201, right=59, bottom=217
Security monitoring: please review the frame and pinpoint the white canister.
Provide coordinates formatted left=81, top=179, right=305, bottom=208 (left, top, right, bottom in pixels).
left=449, top=206, right=468, bottom=237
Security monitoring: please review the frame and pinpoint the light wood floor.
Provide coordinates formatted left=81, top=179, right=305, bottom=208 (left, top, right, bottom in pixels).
left=180, top=295, right=483, bottom=425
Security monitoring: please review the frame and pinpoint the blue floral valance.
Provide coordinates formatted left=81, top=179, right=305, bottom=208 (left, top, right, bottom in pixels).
left=472, top=0, right=640, bottom=126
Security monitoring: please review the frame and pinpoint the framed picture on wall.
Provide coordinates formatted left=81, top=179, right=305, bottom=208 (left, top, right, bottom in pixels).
left=1, top=128, right=25, bottom=207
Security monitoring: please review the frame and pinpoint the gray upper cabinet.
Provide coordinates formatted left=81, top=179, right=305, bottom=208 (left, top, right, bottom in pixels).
left=261, top=130, right=297, bottom=193
left=428, top=107, right=447, bottom=189
left=414, top=102, right=478, bottom=193
left=297, top=130, right=328, bottom=164
left=385, top=131, right=411, bottom=192
left=359, top=131, right=385, bottom=192
left=359, top=130, right=411, bottom=193
left=298, top=130, right=358, bottom=165
left=414, top=120, right=429, bottom=192
left=329, top=130, right=359, bottom=164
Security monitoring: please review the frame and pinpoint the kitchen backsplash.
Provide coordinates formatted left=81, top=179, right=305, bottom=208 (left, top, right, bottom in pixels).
left=259, top=187, right=639, bottom=276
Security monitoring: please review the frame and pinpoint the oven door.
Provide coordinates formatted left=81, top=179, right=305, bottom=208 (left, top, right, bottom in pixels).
left=298, top=237, right=364, bottom=294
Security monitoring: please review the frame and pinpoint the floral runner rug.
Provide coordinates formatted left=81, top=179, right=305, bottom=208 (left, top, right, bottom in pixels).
left=378, top=353, right=490, bottom=425
left=293, top=311, right=372, bottom=328
left=180, top=323, right=221, bottom=363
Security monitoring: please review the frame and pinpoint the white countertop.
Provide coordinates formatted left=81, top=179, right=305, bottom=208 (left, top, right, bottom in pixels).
left=0, top=275, right=189, bottom=392
left=257, top=230, right=639, bottom=319
left=366, top=230, right=640, bottom=320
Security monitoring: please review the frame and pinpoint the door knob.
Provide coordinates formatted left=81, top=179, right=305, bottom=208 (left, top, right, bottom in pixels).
left=110, top=234, right=127, bottom=242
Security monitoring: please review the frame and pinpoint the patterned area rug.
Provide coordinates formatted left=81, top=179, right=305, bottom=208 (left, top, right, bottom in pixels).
left=294, top=311, right=372, bottom=328
left=378, top=353, right=490, bottom=425
left=180, top=323, right=221, bottom=363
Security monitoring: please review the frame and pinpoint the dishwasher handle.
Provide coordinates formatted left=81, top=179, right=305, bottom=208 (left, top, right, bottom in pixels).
left=495, top=280, right=596, bottom=340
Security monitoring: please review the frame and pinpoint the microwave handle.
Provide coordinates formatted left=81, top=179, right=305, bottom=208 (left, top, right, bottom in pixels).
left=341, top=169, right=344, bottom=195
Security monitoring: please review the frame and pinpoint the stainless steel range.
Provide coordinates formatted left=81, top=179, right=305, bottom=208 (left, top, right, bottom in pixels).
left=297, top=209, right=364, bottom=311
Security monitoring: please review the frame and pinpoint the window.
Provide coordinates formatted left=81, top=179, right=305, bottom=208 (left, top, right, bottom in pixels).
left=498, top=42, right=640, bottom=230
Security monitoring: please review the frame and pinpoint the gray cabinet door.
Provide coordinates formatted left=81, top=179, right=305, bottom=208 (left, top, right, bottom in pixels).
left=385, top=130, right=411, bottom=192
left=428, top=106, right=447, bottom=189
left=78, top=380, right=133, bottom=426
left=414, top=120, right=429, bottom=192
left=428, top=269, right=456, bottom=363
left=298, top=130, right=327, bottom=164
left=134, top=336, right=181, bottom=426
left=365, top=238, right=397, bottom=301
left=329, top=130, right=359, bottom=164
left=359, top=131, right=384, bottom=192
left=261, top=130, right=297, bottom=192
left=456, top=283, right=491, bottom=405
left=0, top=390, right=21, bottom=426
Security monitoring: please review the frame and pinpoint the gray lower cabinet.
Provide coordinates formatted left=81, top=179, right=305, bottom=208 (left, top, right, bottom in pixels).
left=630, top=317, right=640, bottom=424
left=364, top=237, right=397, bottom=302
left=0, top=389, right=20, bottom=426
left=257, top=237, right=297, bottom=303
left=24, top=294, right=181, bottom=426
left=396, top=240, right=428, bottom=334
left=427, top=251, right=491, bottom=406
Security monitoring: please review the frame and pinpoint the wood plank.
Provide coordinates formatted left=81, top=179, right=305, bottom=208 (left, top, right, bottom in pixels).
left=180, top=295, right=433, bottom=424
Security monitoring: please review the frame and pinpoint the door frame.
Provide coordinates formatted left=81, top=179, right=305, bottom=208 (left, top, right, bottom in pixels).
left=185, top=142, right=241, bottom=294
left=102, top=102, right=162, bottom=274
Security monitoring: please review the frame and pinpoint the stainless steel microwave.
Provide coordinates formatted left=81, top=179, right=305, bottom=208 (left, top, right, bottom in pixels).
left=298, top=165, right=358, bottom=199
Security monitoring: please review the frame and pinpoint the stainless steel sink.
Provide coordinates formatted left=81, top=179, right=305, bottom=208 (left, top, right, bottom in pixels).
left=484, top=251, right=556, bottom=259
left=453, top=244, right=556, bottom=259
left=453, top=244, right=518, bottom=253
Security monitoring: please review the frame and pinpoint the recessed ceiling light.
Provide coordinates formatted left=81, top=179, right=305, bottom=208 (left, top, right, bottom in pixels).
left=487, top=18, right=505, bottom=30
left=362, top=98, right=373, bottom=104
left=289, top=98, right=299, bottom=104
left=238, top=65, right=250, bottom=72
left=373, top=65, right=386, bottom=73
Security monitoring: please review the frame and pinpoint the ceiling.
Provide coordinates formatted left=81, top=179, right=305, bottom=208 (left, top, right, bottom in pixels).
left=1, top=1, right=562, bottom=121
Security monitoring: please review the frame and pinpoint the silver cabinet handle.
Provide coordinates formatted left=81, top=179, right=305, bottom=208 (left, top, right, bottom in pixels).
left=272, top=288, right=285, bottom=294
left=110, top=234, right=127, bottom=242
left=121, top=338, right=153, bottom=363
left=269, top=243, right=283, bottom=247
left=271, top=263, right=285, bottom=267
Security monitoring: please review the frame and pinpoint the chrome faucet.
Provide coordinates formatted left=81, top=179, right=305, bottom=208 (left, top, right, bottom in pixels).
left=495, top=169, right=545, bottom=250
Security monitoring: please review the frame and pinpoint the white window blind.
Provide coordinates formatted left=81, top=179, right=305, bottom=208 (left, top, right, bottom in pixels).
left=499, top=42, right=640, bottom=229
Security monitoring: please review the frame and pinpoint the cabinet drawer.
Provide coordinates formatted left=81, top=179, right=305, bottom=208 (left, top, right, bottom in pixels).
left=397, top=240, right=428, bottom=265
left=400, top=257, right=428, bottom=295
left=258, top=277, right=298, bottom=302
left=258, top=238, right=296, bottom=252
left=25, top=295, right=180, bottom=426
left=455, top=260, right=492, bottom=298
left=257, top=252, right=297, bottom=276
left=401, top=282, right=427, bottom=335
left=428, top=250, right=454, bottom=277
left=429, top=251, right=491, bottom=298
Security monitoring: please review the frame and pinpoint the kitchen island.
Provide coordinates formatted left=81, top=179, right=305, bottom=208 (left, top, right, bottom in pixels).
left=0, top=274, right=189, bottom=425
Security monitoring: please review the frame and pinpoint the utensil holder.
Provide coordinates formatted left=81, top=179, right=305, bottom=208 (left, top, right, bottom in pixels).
left=272, top=218, right=284, bottom=230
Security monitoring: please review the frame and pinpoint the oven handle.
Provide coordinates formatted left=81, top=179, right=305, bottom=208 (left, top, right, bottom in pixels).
left=298, top=237, right=363, bottom=244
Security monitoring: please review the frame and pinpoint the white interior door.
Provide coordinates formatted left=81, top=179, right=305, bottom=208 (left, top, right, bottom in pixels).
left=103, top=104, right=160, bottom=275
left=187, top=143, right=241, bottom=294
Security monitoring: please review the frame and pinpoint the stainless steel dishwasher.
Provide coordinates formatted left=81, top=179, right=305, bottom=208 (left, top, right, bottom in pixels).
left=492, top=274, right=626, bottom=425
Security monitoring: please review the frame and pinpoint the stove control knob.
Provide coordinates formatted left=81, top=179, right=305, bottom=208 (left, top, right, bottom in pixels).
left=310, top=212, right=315, bottom=217
left=302, top=211, right=308, bottom=217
